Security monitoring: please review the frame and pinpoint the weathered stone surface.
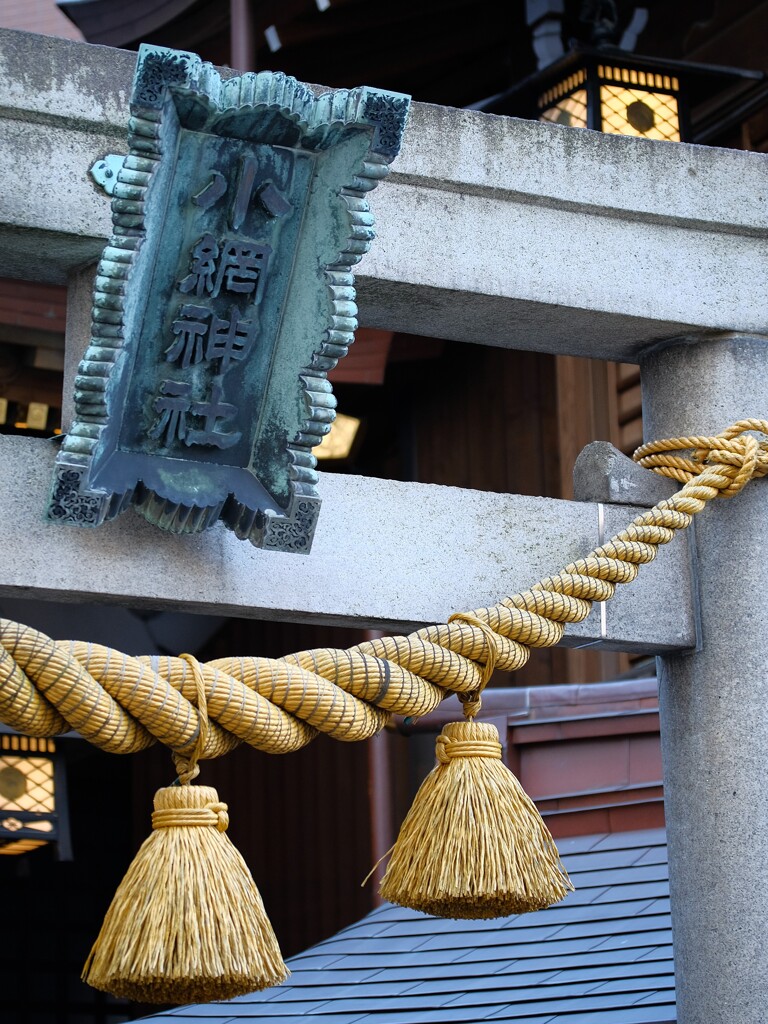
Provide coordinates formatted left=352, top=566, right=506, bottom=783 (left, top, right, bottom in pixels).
left=573, top=440, right=678, bottom=506
left=1, top=29, right=767, bottom=360
left=62, top=264, right=96, bottom=431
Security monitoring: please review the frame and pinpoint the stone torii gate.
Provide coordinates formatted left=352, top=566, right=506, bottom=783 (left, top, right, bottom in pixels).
left=1, top=27, right=767, bottom=1024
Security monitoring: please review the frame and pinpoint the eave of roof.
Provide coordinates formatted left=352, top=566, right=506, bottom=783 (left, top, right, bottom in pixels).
left=57, top=0, right=202, bottom=47
left=142, top=827, right=674, bottom=1024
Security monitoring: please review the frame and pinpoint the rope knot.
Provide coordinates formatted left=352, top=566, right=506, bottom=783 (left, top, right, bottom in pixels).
left=458, top=692, right=483, bottom=719
left=707, top=431, right=760, bottom=497
left=634, top=419, right=768, bottom=498
left=209, top=801, right=229, bottom=832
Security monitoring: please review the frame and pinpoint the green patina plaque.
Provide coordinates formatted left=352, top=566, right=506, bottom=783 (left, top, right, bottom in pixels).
left=48, top=45, right=409, bottom=553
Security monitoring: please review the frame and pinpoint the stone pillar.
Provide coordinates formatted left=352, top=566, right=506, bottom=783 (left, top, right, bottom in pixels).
left=640, top=333, right=768, bottom=1024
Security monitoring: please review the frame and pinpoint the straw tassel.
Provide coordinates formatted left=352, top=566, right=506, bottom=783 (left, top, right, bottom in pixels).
left=81, top=778, right=288, bottom=1003
left=82, top=782, right=288, bottom=1003
left=82, top=653, right=287, bottom=1004
left=379, top=614, right=572, bottom=918
left=378, top=719, right=574, bottom=918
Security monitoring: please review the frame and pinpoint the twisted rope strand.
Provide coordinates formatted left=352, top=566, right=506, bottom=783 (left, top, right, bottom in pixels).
left=1, top=421, right=764, bottom=756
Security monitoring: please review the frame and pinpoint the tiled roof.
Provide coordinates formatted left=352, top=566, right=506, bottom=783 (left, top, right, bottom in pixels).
left=143, top=828, right=674, bottom=1024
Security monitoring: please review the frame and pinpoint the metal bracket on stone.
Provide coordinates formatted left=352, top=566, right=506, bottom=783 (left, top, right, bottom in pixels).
left=569, top=441, right=702, bottom=654
left=90, top=155, right=126, bottom=197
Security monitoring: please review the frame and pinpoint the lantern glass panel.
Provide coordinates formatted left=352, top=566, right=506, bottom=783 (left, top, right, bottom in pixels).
left=540, top=88, right=588, bottom=129
left=600, top=85, right=680, bottom=140
left=0, top=735, right=56, bottom=855
left=597, top=63, right=681, bottom=141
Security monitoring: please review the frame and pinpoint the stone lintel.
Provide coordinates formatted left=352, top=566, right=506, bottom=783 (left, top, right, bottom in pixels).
left=0, top=436, right=695, bottom=653
left=1, top=29, right=766, bottom=362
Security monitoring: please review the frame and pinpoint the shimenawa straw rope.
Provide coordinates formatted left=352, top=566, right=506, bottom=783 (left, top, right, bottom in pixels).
left=0, top=420, right=765, bottom=1003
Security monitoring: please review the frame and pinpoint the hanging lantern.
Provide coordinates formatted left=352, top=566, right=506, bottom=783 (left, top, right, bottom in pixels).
left=474, top=46, right=766, bottom=146
left=0, top=730, right=70, bottom=857
left=537, top=55, right=684, bottom=140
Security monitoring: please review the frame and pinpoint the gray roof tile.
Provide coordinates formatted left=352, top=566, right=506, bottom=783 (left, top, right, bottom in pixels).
left=317, top=948, right=480, bottom=969
left=514, top=896, right=661, bottom=925
left=445, top=980, right=619, bottom=1007
left=561, top=847, right=657, bottom=872
left=413, top=924, right=564, bottom=950
left=405, top=969, right=561, bottom=996
left=550, top=913, right=671, bottom=938
left=494, top=947, right=672, bottom=975
left=189, top=1016, right=369, bottom=1024
left=633, top=847, right=669, bottom=865
left=589, top=977, right=675, bottom=996
left=588, top=881, right=668, bottom=903
left=314, top=1007, right=502, bottom=1023
left=636, top=946, right=675, bottom=961
left=553, top=833, right=607, bottom=854
left=265, top=984, right=422, bottom=1003
left=590, top=928, right=673, bottom=951
left=546, top=959, right=673, bottom=986
left=490, top=1008, right=674, bottom=1024
left=141, top=827, right=674, bottom=1024
left=590, top=830, right=668, bottom=852
left=566, top=863, right=668, bottom=887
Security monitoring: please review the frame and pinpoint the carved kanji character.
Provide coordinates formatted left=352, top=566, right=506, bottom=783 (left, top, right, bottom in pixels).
left=205, top=306, right=258, bottom=373
left=179, top=233, right=219, bottom=296
left=258, top=182, right=292, bottom=219
left=212, top=240, right=270, bottom=298
left=185, top=378, right=241, bottom=449
left=149, top=380, right=192, bottom=446
left=230, top=156, right=259, bottom=231
left=192, top=171, right=227, bottom=211
left=166, top=304, right=211, bottom=368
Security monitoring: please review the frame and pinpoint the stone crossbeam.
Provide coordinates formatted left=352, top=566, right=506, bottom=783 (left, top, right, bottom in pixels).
left=0, top=436, right=695, bottom=653
left=1, top=29, right=767, bottom=363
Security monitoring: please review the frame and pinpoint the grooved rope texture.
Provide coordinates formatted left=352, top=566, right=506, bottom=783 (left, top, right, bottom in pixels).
left=1, top=420, right=766, bottom=758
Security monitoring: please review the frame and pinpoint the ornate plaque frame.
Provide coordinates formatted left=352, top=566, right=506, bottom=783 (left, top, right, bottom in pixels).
left=48, top=45, right=409, bottom=553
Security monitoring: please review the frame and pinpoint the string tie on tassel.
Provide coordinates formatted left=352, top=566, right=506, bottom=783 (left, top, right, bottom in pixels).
left=436, top=731, right=502, bottom=763
left=173, top=653, right=209, bottom=784
left=447, top=612, right=499, bottom=719
left=152, top=802, right=230, bottom=832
